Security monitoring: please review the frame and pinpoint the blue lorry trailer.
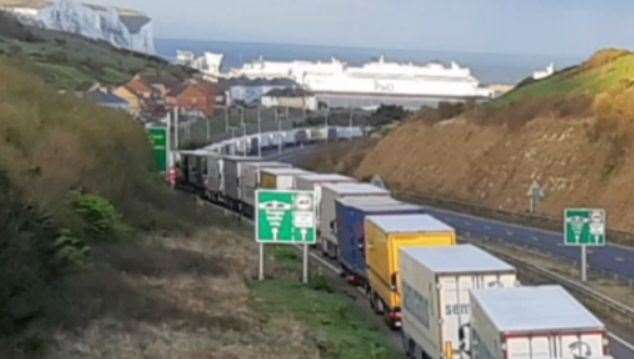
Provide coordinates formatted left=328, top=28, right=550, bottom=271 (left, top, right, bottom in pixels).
left=335, top=196, right=425, bottom=286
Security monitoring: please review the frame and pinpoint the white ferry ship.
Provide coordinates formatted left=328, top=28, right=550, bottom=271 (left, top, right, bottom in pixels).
left=228, top=56, right=493, bottom=99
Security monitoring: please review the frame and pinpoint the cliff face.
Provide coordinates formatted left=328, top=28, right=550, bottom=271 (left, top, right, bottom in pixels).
left=356, top=50, right=634, bottom=232
left=4, top=0, right=155, bottom=53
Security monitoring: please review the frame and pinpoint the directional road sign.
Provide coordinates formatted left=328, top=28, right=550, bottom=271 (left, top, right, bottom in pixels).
left=564, top=208, right=606, bottom=246
left=256, top=190, right=317, bottom=244
left=148, top=127, right=169, bottom=174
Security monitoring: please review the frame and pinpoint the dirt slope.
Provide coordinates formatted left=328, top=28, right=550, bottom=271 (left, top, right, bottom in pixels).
left=358, top=115, right=634, bottom=230
left=357, top=50, right=634, bottom=232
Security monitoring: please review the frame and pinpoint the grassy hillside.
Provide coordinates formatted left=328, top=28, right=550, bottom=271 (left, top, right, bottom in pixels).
left=498, top=49, right=633, bottom=105
left=0, top=32, right=206, bottom=354
left=0, top=11, right=192, bottom=90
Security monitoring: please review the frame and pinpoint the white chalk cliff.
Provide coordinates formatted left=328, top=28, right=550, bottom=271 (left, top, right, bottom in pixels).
left=5, top=0, right=155, bottom=54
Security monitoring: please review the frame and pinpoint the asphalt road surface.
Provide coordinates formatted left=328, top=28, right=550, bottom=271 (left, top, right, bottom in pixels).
left=417, top=205, right=634, bottom=281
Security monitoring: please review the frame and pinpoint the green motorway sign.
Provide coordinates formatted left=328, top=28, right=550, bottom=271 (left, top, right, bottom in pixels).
left=148, top=127, right=169, bottom=174
left=564, top=208, right=606, bottom=246
left=256, top=190, right=317, bottom=244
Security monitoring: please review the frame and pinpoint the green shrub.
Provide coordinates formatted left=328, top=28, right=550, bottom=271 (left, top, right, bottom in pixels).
left=72, top=193, right=128, bottom=242
left=0, top=170, right=57, bottom=350
left=53, top=229, right=91, bottom=269
left=310, top=274, right=333, bottom=293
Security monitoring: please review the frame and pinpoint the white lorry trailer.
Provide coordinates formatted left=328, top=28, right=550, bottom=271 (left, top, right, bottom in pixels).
left=400, top=245, right=518, bottom=359
left=295, top=173, right=356, bottom=219
left=469, top=285, right=612, bottom=359
left=240, top=161, right=291, bottom=212
left=319, top=182, right=390, bottom=258
left=260, top=167, right=311, bottom=190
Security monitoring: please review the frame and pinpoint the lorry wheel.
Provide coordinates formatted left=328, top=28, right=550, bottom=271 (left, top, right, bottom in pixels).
left=406, top=339, right=415, bottom=359
left=369, top=291, right=378, bottom=313
left=375, top=296, right=385, bottom=315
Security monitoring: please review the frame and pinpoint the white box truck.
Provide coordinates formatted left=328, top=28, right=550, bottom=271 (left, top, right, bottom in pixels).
left=319, top=183, right=389, bottom=258
left=400, top=245, right=517, bottom=359
left=240, top=161, right=291, bottom=209
left=469, top=285, right=612, bottom=359
left=295, top=173, right=356, bottom=219
left=260, top=168, right=311, bottom=190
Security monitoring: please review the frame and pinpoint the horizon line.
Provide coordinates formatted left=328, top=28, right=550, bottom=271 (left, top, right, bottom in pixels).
left=155, top=37, right=586, bottom=61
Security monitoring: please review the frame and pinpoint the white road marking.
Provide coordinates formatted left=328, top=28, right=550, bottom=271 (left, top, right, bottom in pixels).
left=609, top=332, right=634, bottom=352
left=615, top=257, right=625, bottom=262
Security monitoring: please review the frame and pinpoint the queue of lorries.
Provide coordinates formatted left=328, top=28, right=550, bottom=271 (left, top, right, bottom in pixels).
left=178, top=150, right=613, bottom=359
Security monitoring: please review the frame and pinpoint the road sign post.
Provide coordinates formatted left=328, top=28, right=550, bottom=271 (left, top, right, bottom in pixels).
left=256, top=190, right=317, bottom=283
left=527, top=180, right=544, bottom=213
left=258, top=242, right=264, bottom=281
left=564, top=208, right=607, bottom=282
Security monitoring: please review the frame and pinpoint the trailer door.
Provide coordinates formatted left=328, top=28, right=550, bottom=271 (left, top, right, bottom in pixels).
left=440, top=275, right=472, bottom=355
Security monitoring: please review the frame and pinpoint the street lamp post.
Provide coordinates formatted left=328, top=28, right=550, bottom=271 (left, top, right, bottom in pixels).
left=276, top=108, right=282, bottom=153
left=241, top=106, right=247, bottom=158
left=257, top=106, right=262, bottom=158
left=224, top=106, right=229, bottom=133
left=349, top=107, right=354, bottom=128
left=324, top=107, right=329, bottom=144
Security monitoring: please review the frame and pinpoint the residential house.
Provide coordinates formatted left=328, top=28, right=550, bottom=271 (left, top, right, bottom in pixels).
left=112, top=85, right=142, bottom=115
left=125, top=75, right=154, bottom=100
left=84, top=88, right=131, bottom=112
left=166, top=80, right=217, bottom=117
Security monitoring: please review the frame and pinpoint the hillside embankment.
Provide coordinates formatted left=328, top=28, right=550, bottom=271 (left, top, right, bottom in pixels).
left=330, top=50, right=634, bottom=235
left=0, top=17, right=398, bottom=357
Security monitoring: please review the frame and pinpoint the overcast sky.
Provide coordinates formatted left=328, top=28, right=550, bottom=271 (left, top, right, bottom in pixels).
left=92, top=0, right=634, bottom=57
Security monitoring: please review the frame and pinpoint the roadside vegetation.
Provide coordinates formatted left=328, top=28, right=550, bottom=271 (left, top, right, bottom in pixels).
left=251, top=247, right=401, bottom=359
left=0, top=51, right=216, bottom=355
left=0, top=23, right=399, bottom=356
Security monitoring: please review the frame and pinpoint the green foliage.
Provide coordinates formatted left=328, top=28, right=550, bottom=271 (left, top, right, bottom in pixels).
left=309, top=273, right=334, bottom=293
left=72, top=193, right=125, bottom=242
left=0, top=170, right=57, bottom=353
left=251, top=279, right=399, bottom=359
left=367, top=105, right=410, bottom=126
left=494, top=49, right=634, bottom=108
left=0, top=58, right=187, bottom=231
left=53, top=229, right=91, bottom=269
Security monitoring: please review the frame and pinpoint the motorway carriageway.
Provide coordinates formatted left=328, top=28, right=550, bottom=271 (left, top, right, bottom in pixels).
left=417, top=206, right=634, bottom=281
left=271, top=146, right=634, bottom=282
left=233, top=147, right=634, bottom=358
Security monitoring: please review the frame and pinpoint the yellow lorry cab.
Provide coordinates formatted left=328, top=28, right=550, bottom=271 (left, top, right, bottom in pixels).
left=364, top=214, right=456, bottom=329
